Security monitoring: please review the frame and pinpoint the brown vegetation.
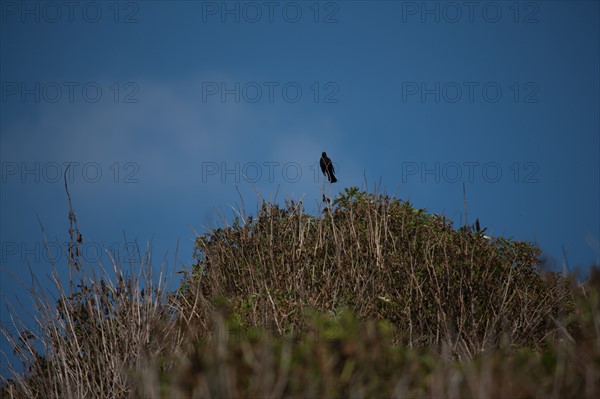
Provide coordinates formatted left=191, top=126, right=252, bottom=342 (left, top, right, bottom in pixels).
left=1, top=187, right=598, bottom=398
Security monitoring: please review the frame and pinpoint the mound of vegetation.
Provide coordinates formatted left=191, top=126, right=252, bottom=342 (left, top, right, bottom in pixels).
left=1, top=188, right=597, bottom=398
left=181, top=187, right=572, bottom=354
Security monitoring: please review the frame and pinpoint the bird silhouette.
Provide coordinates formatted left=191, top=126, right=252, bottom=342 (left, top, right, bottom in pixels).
left=320, top=152, right=337, bottom=183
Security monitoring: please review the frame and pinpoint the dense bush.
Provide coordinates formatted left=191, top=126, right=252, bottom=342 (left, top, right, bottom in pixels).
left=181, top=187, right=573, bottom=355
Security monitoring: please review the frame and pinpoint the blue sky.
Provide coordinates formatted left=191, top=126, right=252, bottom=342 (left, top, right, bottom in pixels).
left=1, top=0, right=599, bottom=375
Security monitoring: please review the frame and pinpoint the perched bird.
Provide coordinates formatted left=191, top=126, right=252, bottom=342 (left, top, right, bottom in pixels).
left=319, top=152, right=338, bottom=183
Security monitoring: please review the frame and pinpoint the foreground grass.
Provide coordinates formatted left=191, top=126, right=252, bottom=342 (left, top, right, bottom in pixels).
left=1, top=188, right=598, bottom=398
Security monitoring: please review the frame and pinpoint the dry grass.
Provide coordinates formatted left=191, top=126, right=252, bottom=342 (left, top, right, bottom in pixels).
left=1, top=241, right=186, bottom=398
left=1, top=187, right=598, bottom=398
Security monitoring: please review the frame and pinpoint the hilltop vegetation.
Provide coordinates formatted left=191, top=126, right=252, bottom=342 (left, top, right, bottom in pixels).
left=183, top=187, right=570, bottom=353
left=1, top=188, right=598, bottom=398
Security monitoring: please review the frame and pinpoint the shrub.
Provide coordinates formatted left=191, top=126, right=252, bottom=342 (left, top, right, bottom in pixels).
left=179, top=187, right=573, bottom=355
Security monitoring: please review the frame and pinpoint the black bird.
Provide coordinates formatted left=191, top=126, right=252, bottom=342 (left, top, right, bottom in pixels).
left=319, top=152, right=337, bottom=183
